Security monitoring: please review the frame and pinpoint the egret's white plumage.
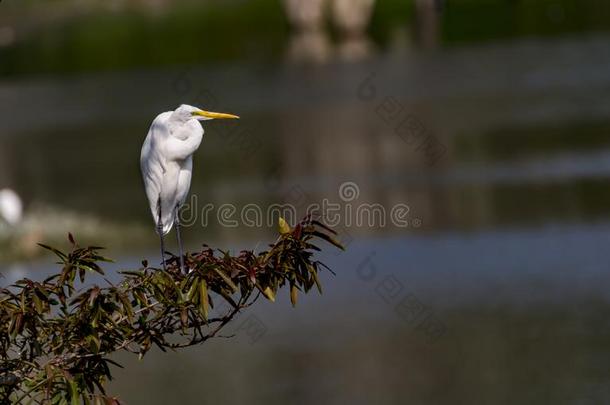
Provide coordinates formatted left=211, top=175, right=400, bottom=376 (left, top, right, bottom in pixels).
left=141, top=109, right=200, bottom=235
left=0, top=188, right=23, bottom=226
left=140, top=104, right=239, bottom=270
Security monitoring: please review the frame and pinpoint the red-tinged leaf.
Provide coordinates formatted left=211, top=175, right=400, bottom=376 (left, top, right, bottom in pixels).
left=293, top=223, right=303, bottom=239
left=89, top=287, right=100, bottom=307
left=180, top=309, right=188, bottom=327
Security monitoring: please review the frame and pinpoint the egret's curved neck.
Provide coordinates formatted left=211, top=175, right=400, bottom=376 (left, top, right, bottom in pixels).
left=168, top=117, right=202, bottom=140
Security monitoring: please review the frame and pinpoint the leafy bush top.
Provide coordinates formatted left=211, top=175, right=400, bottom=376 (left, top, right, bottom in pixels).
left=0, top=217, right=342, bottom=404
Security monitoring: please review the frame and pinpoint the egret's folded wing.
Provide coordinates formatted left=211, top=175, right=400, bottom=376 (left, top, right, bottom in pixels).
left=140, top=113, right=171, bottom=226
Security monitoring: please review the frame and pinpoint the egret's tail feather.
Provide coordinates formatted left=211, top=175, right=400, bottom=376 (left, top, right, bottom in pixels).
left=155, top=220, right=174, bottom=236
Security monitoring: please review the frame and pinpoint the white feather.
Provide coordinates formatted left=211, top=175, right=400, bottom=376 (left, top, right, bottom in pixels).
left=0, top=188, right=23, bottom=226
left=140, top=109, right=203, bottom=235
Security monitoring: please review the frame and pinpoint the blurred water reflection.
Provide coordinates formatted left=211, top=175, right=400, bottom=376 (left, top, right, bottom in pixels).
left=1, top=2, right=610, bottom=403
left=2, top=34, right=610, bottom=241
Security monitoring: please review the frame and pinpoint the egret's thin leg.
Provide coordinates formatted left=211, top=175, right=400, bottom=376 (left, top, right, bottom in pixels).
left=175, top=206, right=186, bottom=273
left=157, top=198, right=167, bottom=271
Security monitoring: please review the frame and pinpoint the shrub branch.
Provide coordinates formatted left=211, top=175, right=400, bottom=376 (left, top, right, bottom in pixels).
left=0, top=216, right=343, bottom=404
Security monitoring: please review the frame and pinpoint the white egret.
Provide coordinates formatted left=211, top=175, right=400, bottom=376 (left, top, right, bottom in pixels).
left=140, top=104, right=239, bottom=272
left=0, top=188, right=23, bottom=226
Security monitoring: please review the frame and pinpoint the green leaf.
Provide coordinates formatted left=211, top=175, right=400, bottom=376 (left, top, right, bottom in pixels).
left=32, top=293, right=43, bottom=313
left=187, top=280, right=199, bottom=302
left=86, top=334, right=101, bottom=353
left=310, top=219, right=338, bottom=235
left=218, top=289, right=239, bottom=309
left=118, top=293, right=134, bottom=322
left=198, top=280, right=209, bottom=320
left=5, top=219, right=341, bottom=401
left=278, top=217, right=291, bottom=235
left=307, top=264, right=323, bottom=294
left=37, top=243, right=68, bottom=260
left=213, top=268, right=238, bottom=293
left=256, top=283, right=276, bottom=302
left=290, top=284, right=298, bottom=307
left=62, top=371, right=79, bottom=405
left=311, top=231, right=345, bottom=251
left=119, top=270, right=145, bottom=277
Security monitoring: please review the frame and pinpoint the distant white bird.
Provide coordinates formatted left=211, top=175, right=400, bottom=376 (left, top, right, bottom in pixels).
left=140, top=104, right=239, bottom=271
left=0, top=188, right=23, bottom=226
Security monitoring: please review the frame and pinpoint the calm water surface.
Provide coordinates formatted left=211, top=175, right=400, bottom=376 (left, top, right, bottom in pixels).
left=2, top=33, right=610, bottom=404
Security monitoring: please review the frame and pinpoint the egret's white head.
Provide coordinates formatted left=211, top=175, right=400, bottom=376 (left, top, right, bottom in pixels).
left=171, top=104, right=240, bottom=123
left=0, top=188, right=23, bottom=226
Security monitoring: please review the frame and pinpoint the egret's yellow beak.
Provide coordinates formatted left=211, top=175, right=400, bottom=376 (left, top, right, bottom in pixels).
left=193, top=110, right=240, bottom=120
